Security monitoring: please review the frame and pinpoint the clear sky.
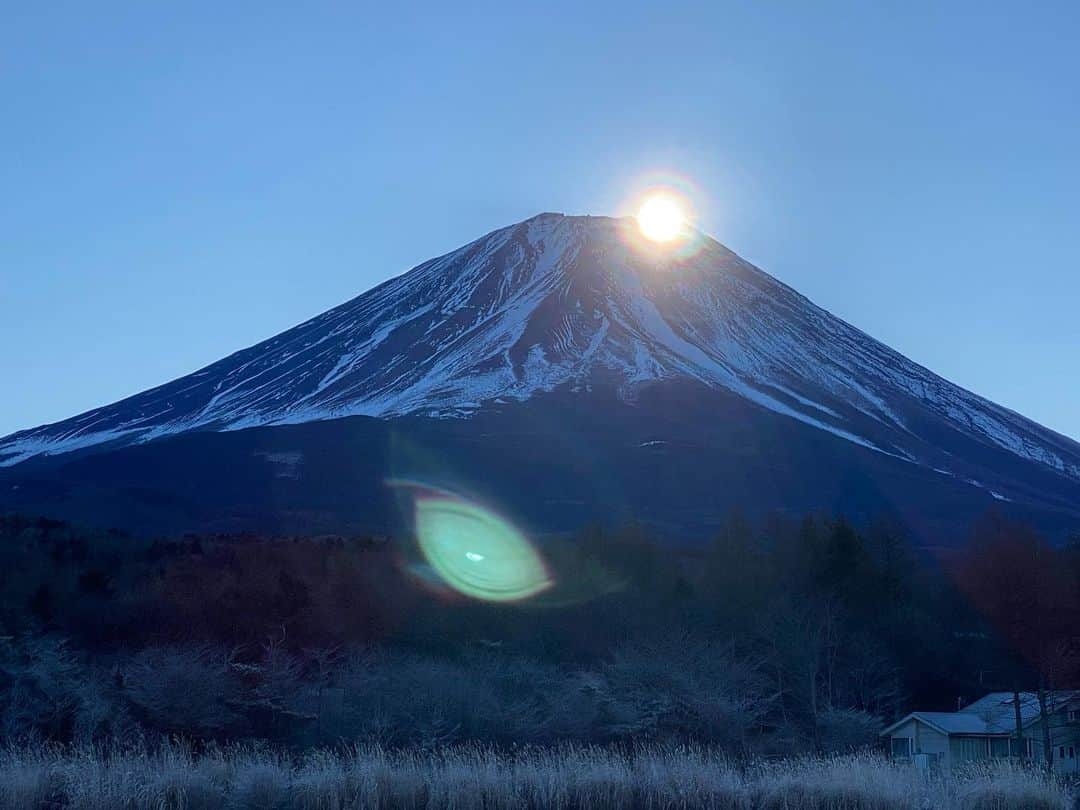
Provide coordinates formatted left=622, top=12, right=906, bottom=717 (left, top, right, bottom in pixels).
left=3, top=2, right=1078, bottom=440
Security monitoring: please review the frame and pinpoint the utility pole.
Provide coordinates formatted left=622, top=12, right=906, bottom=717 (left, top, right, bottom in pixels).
left=1038, top=681, right=1053, bottom=773
left=1012, top=688, right=1026, bottom=763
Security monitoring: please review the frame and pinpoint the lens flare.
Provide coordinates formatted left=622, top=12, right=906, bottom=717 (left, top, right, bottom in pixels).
left=409, top=490, right=552, bottom=602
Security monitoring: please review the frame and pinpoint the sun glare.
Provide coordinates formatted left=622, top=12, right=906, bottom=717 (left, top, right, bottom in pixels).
left=637, top=195, right=685, bottom=242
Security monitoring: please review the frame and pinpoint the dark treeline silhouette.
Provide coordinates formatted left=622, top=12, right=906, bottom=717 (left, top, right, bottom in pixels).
left=0, top=511, right=1077, bottom=754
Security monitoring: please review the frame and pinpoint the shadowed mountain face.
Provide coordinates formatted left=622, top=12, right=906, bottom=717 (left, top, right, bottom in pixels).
left=2, top=214, right=1079, bottom=541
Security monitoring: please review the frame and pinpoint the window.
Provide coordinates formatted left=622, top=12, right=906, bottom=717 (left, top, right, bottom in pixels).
left=891, top=737, right=912, bottom=758
left=1069, top=746, right=1075, bottom=759
left=1060, top=746, right=1066, bottom=759
left=951, top=737, right=989, bottom=762
left=1068, top=709, right=1079, bottom=723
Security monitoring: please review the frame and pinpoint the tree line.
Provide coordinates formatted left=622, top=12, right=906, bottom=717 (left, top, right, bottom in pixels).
left=0, top=511, right=1076, bottom=752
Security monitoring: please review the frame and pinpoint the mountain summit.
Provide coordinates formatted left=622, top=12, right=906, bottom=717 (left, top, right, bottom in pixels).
left=3, top=213, right=1079, bottom=538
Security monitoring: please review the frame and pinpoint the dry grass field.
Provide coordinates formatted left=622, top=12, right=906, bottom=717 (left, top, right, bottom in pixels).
left=0, top=742, right=1073, bottom=810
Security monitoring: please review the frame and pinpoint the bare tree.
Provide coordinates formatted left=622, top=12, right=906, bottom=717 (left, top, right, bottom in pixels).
left=124, top=644, right=240, bottom=735
left=955, top=515, right=1080, bottom=771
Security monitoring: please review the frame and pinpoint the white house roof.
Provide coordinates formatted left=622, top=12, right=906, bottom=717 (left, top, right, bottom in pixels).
left=961, top=691, right=1080, bottom=730
left=880, top=711, right=1013, bottom=737
left=882, top=691, right=1080, bottom=738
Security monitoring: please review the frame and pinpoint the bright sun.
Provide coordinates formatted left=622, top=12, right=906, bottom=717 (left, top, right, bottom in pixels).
left=637, top=194, right=685, bottom=242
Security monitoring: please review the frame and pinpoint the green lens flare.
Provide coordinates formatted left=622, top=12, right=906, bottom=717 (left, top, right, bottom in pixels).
left=414, top=495, right=552, bottom=602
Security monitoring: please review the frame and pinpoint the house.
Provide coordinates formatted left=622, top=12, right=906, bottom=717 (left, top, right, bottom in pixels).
left=881, top=691, right=1080, bottom=773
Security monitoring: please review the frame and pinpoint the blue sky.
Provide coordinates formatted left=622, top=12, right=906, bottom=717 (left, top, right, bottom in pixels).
left=3, top=2, right=1078, bottom=440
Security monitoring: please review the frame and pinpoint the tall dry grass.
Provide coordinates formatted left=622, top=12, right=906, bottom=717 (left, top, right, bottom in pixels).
left=0, top=741, right=1072, bottom=810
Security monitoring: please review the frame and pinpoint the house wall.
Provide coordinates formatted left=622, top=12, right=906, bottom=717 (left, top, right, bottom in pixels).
left=1053, top=737, right=1078, bottom=775
left=889, top=719, right=950, bottom=770
left=1028, top=718, right=1080, bottom=775
left=915, top=723, right=950, bottom=768
left=888, top=718, right=916, bottom=753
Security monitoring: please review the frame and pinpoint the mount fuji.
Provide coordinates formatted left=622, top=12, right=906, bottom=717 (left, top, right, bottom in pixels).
left=3, top=213, right=1079, bottom=541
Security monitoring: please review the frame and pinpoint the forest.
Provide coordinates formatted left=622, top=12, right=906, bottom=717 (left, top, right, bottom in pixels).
left=2, top=509, right=1077, bottom=754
